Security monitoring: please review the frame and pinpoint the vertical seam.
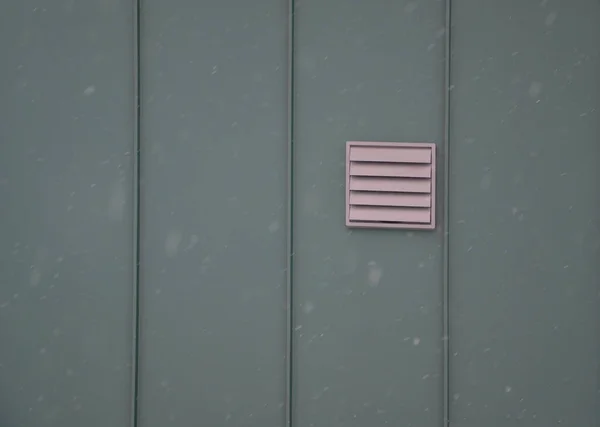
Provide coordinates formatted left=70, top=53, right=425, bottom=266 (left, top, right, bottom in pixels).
left=131, top=0, right=142, bottom=425
left=442, top=0, right=452, bottom=426
left=285, top=0, right=295, bottom=426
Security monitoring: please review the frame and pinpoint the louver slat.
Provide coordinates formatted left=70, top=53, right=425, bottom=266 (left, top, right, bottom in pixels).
left=349, top=206, right=431, bottom=223
left=349, top=192, right=431, bottom=208
left=349, top=177, right=431, bottom=193
left=346, top=141, right=436, bottom=230
left=351, top=162, right=431, bottom=178
left=349, top=147, right=431, bottom=163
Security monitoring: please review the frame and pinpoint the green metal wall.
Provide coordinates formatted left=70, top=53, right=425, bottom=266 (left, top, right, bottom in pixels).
left=1, top=1, right=598, bottom=426
left=292, top=0, right=445, bottom=425
left=137, top=0, right=288, bottom=425
left=450, top=1, right=600, bottom=425
left=0, top=0, right=134, bottom=426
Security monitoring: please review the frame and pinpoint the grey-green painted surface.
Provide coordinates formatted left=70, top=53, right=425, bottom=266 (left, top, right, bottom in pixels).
left=293, top=1, right=445, bottom=426
left=0, top=1, right=134, bottom=426
left=1, top=0, right=599, bottom=426
left=137, top=0, right=288, bottom=426
left=450, top=0, right=600, bottom=425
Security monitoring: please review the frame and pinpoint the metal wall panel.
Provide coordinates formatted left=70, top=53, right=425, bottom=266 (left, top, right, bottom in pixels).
left=293, top=1, right=446, bottom=426
left=137, top=1, right=288, bottom=426
left=2, top=1, right=598, bottom=426
left=0, top=1, right=135, bottom=426
left=449, top=1, right=600, bottom=425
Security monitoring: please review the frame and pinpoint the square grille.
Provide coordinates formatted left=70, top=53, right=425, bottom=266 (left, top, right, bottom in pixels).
left=346, top=141, right=436, bottom=230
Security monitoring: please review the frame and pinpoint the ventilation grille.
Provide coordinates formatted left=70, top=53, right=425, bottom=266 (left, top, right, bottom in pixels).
left=345, top=141, right=436, bottom=230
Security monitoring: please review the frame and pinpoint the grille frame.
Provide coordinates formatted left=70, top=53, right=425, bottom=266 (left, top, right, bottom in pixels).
left=345, top=141, right=437, bottom=230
